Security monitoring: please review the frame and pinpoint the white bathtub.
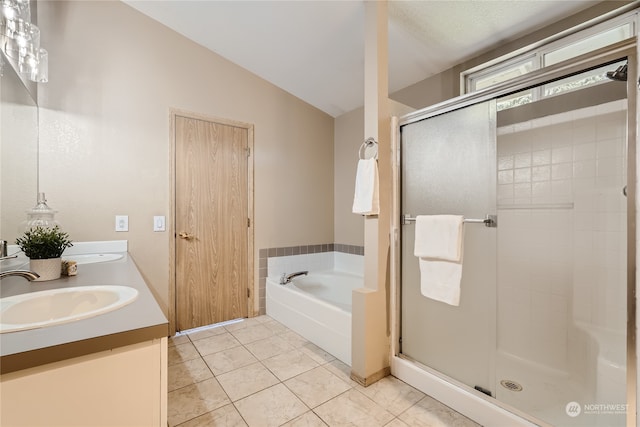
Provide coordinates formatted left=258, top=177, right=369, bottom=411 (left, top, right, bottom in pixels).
left=266, top=270, right=362, bottom=365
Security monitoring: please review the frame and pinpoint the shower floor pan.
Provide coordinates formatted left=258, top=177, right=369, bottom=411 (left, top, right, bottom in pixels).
left=495, top=350, right=625, bottom=427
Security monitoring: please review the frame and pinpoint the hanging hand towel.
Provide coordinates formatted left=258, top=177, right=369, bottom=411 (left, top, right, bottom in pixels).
left=414, top=215, right=464, bottom=306
left=352, top=158, right=379, bottom=215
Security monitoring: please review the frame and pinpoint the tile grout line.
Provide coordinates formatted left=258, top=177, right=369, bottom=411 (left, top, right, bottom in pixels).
left=171, top=318, right=354, bottom=426
left=169, top=317, right=440, bottom=427
left=188, top=323, right=319, bottom=426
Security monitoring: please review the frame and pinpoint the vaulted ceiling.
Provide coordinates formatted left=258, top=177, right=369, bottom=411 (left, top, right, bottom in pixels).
left=123, top=0, right=601, bottom=117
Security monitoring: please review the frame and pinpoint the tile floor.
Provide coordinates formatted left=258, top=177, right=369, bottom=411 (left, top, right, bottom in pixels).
left=168, top=315, right=481, bottom=427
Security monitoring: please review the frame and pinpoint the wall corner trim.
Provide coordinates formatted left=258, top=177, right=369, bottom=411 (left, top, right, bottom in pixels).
left=350, top=366, right=391, bottom=387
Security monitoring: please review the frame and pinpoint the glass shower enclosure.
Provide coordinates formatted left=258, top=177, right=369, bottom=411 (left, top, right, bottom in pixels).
left=396, top=42, right=635, bottom=427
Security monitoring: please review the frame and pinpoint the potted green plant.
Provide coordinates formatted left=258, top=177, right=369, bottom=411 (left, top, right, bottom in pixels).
left=15, top=226, right=73, bottom=281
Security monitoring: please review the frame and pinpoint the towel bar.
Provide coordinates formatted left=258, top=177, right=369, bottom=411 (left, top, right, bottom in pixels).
left=359, top=137, right=378, bottom=160
left=401, top=214, right=497, bottom=228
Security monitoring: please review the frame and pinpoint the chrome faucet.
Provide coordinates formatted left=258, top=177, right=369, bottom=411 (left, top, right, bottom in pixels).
left=0, top=270, right=40, bottom=281
left=279, top=271, right=309, bottom=284
left=0, top=240, right=18, bottom=261
left=0, top=240, right=34, bottom=280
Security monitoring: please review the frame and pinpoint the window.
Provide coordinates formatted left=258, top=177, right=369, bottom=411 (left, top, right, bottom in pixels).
left=542, top=23, right=632, bottom=66
left=462, top=10, right=636, bottom=109
left=496, top=89, right=533, bottom=111
left=468, top=55, right=536, bottom=93
left=542, top=60, right=625, bottom=98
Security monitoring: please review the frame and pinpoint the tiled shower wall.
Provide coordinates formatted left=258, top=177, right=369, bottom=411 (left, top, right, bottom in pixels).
left=496, top=99, right=627, bottom=373
left=257, top=243, right=364, bottom=314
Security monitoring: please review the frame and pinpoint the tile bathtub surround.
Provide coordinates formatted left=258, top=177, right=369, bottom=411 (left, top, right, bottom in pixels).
left=267, top=251, right=341, bottom=279
left=258, top=244, right=365, bottom=314
left=168, top=315, right=480, bottom=427
left=259, top=243, right=364, bottom=259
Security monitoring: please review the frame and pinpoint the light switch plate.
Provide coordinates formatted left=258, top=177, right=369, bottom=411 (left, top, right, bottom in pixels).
left=115, top=215, right=129, bottom=232
left=153, top=216, right=165, bottom=232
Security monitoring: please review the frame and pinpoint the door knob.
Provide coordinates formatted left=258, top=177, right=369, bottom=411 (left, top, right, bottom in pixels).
left=178, top=232, right=195, bottom=240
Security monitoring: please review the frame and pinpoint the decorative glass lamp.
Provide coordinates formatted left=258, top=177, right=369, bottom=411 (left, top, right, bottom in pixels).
left=23, top=192, right=59, bottom=231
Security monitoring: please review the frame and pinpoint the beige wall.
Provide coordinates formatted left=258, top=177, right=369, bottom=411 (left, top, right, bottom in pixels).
left=333, top=107, right=364, bottom=246
left=391, top=1, right=634, bottom=110
left=36, top=0, right=334, bottom=314
left=334, top=101, right=414, bottom=247
left=1, top=58, right=39, bottom=243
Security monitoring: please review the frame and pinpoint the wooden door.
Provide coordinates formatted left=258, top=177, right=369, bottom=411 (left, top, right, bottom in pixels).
left=175, top=116, right=249, bottom=330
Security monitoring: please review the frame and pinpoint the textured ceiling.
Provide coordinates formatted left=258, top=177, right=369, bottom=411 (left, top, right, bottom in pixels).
left=123, top=0, right=601, bottom=117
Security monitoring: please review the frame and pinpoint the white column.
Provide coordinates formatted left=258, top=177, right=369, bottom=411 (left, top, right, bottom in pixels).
left=351, top=0, right=391, bottom=386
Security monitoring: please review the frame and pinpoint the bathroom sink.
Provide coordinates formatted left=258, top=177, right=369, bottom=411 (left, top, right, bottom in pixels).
left=62, top=253, right=124, bottom=265
left=0, top=257, right=28, bottom=271
left=0, top=285, right=138, bottom=333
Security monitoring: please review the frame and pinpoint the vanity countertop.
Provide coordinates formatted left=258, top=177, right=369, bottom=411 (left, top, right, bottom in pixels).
left=0, top=252, right=168, bottom=375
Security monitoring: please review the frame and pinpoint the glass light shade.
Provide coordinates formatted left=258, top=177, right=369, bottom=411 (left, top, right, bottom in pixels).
left=18, top=44, right=46, bottom=82
left=1, top=0, right=30, bottom=22
left=34, top=47, right=47, bottom=82
left=0, top=1, right=47, bottom=84
left=4, top=17, right=39, bottom=49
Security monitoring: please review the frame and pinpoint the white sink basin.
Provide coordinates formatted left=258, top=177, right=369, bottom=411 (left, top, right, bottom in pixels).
left=0, top=257, right=28, bottom=271
left=0, top=285, right=138, bottom=333
left=63, top=253, right=124, bottom=265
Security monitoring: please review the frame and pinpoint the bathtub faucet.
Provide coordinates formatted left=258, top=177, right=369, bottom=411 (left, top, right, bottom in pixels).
left=279, top=271, right=309, bottom=285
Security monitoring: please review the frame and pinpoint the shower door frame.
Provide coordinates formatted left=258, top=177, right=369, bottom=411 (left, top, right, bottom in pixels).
left=390, top=38, right=637, bottom=427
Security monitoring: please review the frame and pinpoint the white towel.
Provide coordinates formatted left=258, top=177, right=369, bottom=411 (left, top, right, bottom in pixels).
left=414, top=215, right=464, bottom=306
left=414, top=215, right=463, bottom=261
left=352, top=158, right=379, bottom=215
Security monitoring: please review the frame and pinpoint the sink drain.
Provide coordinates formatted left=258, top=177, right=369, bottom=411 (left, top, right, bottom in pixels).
left=500, top=380, right=523, bottom=392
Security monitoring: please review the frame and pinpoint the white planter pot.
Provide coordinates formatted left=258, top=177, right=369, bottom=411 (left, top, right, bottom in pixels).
left=30, top=258, right=62, bottom=282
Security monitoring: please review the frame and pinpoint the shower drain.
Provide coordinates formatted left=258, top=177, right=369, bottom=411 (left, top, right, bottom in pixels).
left=500, top=380, right=523, bottom=392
